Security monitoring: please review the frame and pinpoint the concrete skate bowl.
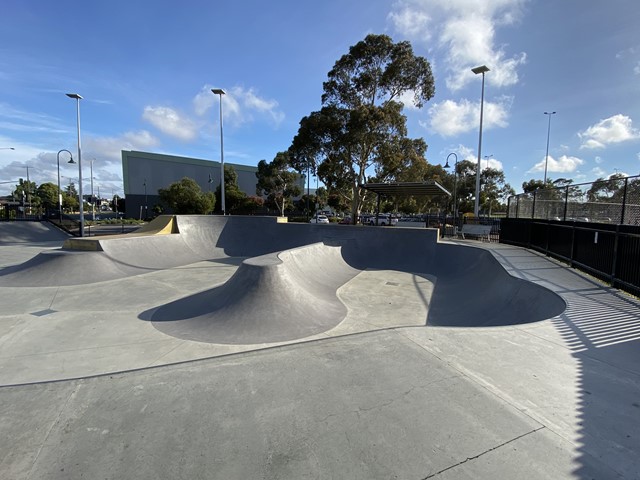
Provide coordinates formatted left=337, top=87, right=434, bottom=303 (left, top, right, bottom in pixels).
left=145, top=216, right=566, bottom=344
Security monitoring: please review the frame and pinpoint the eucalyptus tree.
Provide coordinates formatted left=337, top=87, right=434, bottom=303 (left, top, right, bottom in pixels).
left=255, top=151, right=302, bottom=217
left=289, top=34, right=435, bottom=223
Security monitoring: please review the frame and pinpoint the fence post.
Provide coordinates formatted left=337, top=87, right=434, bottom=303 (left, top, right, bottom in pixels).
left=531, top=190, right=537, bottom=219
left=563, top=186, right=569, bottom=221
left=611, top=223, right=620, bottom=286
left=620, top=177, right=628, bottom=224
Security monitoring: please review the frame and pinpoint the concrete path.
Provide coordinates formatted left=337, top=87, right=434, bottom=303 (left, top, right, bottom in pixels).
left=0, top=220, right=639, bottom=479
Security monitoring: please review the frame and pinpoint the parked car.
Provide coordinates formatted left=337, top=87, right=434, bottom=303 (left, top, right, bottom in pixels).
left=310, top=214, right=330, bottom=224
left=366, top=214, right=398, bottom=226
left=339, top=217, right=353, bottom=224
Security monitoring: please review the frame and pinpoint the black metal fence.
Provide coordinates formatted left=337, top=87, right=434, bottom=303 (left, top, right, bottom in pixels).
left=507, top=174, right=640, bottom=226
left=0, top=203, right=43, bottom=221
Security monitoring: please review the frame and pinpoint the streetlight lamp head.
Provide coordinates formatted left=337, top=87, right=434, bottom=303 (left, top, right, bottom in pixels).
left=211, top=88, right=226, bottom=95
left=443, top=160, right=450, bottom=169
left=68, top=157, right=75, bottom=164
left=66, top=93, right=83, bottom=100
left=544, top=111, right=557, bottom=115
left=471, top=65, right=490, bottom=75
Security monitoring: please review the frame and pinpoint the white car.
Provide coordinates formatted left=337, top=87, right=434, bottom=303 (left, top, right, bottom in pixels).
left=367, top=214, right=398, bottom=226
left=310, top=215, right=330, bottom=224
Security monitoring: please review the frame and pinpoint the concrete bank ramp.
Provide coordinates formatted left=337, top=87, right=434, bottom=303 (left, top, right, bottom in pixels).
left=150, top=243, right=359, bottom=343
left=0, top=221, right=70, bottom=246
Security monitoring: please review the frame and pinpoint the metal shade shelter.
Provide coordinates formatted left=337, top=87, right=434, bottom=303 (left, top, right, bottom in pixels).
left=362, top=181, right=451, bottom=226
left=362, top=180, right=451, bottom=198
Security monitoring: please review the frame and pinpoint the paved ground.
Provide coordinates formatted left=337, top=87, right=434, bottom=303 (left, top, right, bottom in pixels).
left=0, top=219, right=639, bottom=479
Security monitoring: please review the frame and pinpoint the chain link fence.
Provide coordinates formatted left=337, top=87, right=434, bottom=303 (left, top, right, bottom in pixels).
left=507, top=175, right=640, bottom=226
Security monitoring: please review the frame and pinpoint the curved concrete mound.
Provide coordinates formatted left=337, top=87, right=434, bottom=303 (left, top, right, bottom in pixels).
left=150, top=243, right=360, bottom=344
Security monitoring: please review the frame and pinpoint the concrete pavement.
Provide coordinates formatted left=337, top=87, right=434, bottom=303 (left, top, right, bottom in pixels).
left=0, top=218, right=639, bottom=479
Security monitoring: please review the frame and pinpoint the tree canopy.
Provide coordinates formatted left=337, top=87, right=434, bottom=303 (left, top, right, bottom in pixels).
left=158, top=177, right=215, bottom=214
left=256, top=152, right=302, bottom=216
left=288, top=34, right=435, bottom=223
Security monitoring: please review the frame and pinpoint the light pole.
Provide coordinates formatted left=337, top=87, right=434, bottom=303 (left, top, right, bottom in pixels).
left=484, top=154, right=493, bottom=171
left=90, top=159, right=96, bottom=221
left=443, top=152, right=458, bottom=219
left=472, top=65, right=489, bottom=216
left=211, top=88, right=226, bottom=215
left=543, top=111, right=556, bottom=186
left=66, top=93, right=84, bottom=236
left=0, top=147, right=15, bottom=150
left=56, top=149, right=74, bottom=219
left=143, top=179, right=147, bottom=219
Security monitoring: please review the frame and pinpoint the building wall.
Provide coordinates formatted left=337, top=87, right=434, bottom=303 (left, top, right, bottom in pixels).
left=121, top=150, right=260, bottom=218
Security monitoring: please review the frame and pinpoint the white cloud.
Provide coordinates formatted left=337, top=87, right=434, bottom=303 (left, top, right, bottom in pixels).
left=84, top=130, right=160, bottom=162
left=579, top=114, right=640, bottom=149
left=142, top=106, right=197, bottom=141
left=0, top=130, right=161, bottom=196
left=389, top=0, right=528, bottom=91
left=387, top=6, right=431, bottom=40
left=423, top=97, right=510, bottom=137
left=528, top=155, right=584, bottom=173
left=193, top=85, right=284, bottom=127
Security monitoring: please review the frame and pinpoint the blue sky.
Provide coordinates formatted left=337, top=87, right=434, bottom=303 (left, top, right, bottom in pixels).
left=1, top=0, right=639, bottom=198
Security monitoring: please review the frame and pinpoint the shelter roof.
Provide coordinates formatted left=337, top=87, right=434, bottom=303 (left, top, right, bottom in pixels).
left=362, top=180, right=450, bottom=197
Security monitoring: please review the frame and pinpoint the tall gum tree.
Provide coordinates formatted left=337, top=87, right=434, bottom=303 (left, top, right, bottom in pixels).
left=289, top=34, right=435, bottom=223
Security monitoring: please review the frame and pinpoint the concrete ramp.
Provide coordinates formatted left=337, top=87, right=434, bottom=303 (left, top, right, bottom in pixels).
left=0, top=221, right=69, bottom=246
left=0, top=249, right=146, bottom=286
left=151, top=243, right=360, bottom=344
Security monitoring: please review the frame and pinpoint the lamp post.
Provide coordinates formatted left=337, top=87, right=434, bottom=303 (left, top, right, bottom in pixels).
left=211, top=88, right=226, bottom=215
left=543, top=111, right=556, bottom=186
left=143, top=179, right=147, bottom=219
left=56, top=149, right=74, bottom=219
left=443, top=152, right=458, bottom=219
left=66, top=93, right=84, bottom=236
left=472, top=65, right=489, bottom=216
left=90, top=159, right=96, bottom=221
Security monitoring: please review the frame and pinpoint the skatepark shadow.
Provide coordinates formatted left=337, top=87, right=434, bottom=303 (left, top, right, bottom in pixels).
left=552, top=290, right=640, bottom=477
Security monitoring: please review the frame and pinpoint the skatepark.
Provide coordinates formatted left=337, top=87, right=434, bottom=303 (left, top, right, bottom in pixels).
left=1, top=216, right=639, bottom=479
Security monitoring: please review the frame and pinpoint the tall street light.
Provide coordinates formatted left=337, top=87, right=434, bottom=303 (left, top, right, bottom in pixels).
left=90, top=158, right=96, bottom=221
left=472, top=65, right=489, bottom=216
left=66, top=93, right=84, bottom=236
left=543, top=111, right=556, bottom=186
left=443, top=152, right=458, bottom=218
left=211, top=88, right=226, bottom=215
left=56, top=149, right=74, bottom=219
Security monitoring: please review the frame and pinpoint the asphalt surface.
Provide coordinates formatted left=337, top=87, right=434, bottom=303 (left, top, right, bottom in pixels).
left=0, top=217, right=639, bottom=479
